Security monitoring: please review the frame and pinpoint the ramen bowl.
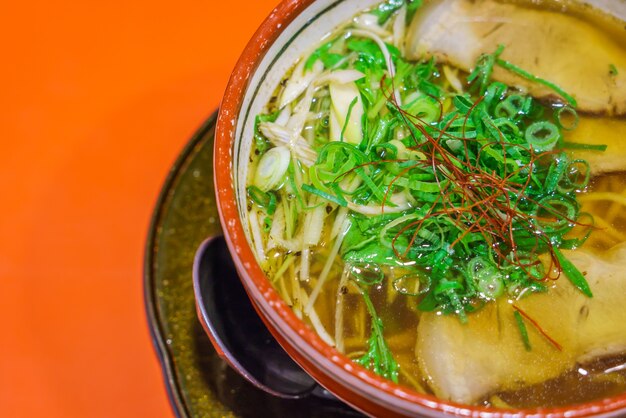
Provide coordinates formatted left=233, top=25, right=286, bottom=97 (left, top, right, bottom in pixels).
left=213, top=0, right=626, bottom=416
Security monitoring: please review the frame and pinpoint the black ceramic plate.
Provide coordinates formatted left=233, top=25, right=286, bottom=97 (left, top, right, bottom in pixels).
left=144, top=112, right=364, bottom=417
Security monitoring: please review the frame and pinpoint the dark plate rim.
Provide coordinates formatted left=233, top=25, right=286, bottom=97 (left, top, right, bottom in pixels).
left=143, top=111, right=218, bottom=418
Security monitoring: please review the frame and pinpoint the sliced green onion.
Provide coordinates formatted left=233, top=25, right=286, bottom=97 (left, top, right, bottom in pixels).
left=411, top=180, right=447, bottom=193
left=417, top=291, right=438, bottom=311
left=496, top=57, right=578, bottom=107
left=559, top=212, right=594, bottom=250
left=366, top=116, right=395, bottom=152
left=433, top=278, right=463, bottom=295
left=393, top=273, right=430, bottom=296
left=341, top=96, right=359, bottom=143
left=453, top=94, right=474, bottom=114
left=247, top=186, right=277, bottom=215
left=406, top=0, right=425, bottom=22
left=468, top=45, right=504, bottom=94
left=468, top=257, right=504, bottom=299
left=559, top=160, right=590, bottom=192
left=544, top=153, right=568, bottom=194
left=302, top=183, right=348, bottom=207
left=535, top=196, right=578, bottom=233
left=553, top=247, right=593, bottom=297
left=525, top=121, right=560, bottom=152
left=413, top=224, right=444, bottom=252
left=492, top=117, right=521, bottom=136
left=483, top=81, right=507, bottom=108
left=404, top=96, right=441, bottom=123
left=355, top=167, right=387, bottom=203
left=433, top=274, right=468, bottom=323
left=305, top=39, right=342, bottom=70
left=350, top=262, right=384, bottom=285
left=494, top=94, right=524, bottom=118
left=561, top=142, right=607, bottom=152
left=514, top=310, right=532, bottom=351
left=254, top=146, right=291, bottom=191
left=373, top=143, right=399, bottom=160
left=253, top=112, right=279, bottom=154
left=554, top=106, right=579, bottom=131
left=370, top=0, right=404, bottom=24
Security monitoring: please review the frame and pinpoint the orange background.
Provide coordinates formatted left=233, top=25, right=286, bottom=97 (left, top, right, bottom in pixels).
left=1, top=0, right=278, bottom=416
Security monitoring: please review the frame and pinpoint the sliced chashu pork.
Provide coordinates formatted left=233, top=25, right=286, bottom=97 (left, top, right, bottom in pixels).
left=416, top=243, right=626, bottom=404
left=406, top=0, right=626, bottom=115
left=565, top=116, right=626, bottom=176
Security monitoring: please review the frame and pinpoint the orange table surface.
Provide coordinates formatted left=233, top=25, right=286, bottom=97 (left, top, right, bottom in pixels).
left=1, top=1, right=278, bottom=416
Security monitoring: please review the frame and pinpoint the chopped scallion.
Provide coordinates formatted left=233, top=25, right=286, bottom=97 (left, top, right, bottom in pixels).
left=514, top=310, right=532, bottom=351
left=525, top=121, right=560, bottom=152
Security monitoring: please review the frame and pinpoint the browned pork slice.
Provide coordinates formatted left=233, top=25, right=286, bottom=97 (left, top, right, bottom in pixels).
left=565, top=116, right=626, bottom=176
left=415, top=244, right=626, bottom=404
left=405, top=0, right=626, bottom=115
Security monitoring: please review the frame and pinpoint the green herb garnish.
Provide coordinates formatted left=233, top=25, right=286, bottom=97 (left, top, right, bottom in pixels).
left=251, top=5, right=600, bottom=382
left=495, top=52, right=578, bottom=107
left=553, top=247, right=593, bottom=297
left=514, top=310, right=532, bottom=351
left=355, top=281, right=399, bottom=383
left=371, top=0, right=423, bottom=24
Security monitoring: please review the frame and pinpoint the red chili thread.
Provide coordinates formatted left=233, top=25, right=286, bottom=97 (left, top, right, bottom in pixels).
left=381, top=91, right=595, bottom=282
left=512, top=304, right=563, bottom=351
